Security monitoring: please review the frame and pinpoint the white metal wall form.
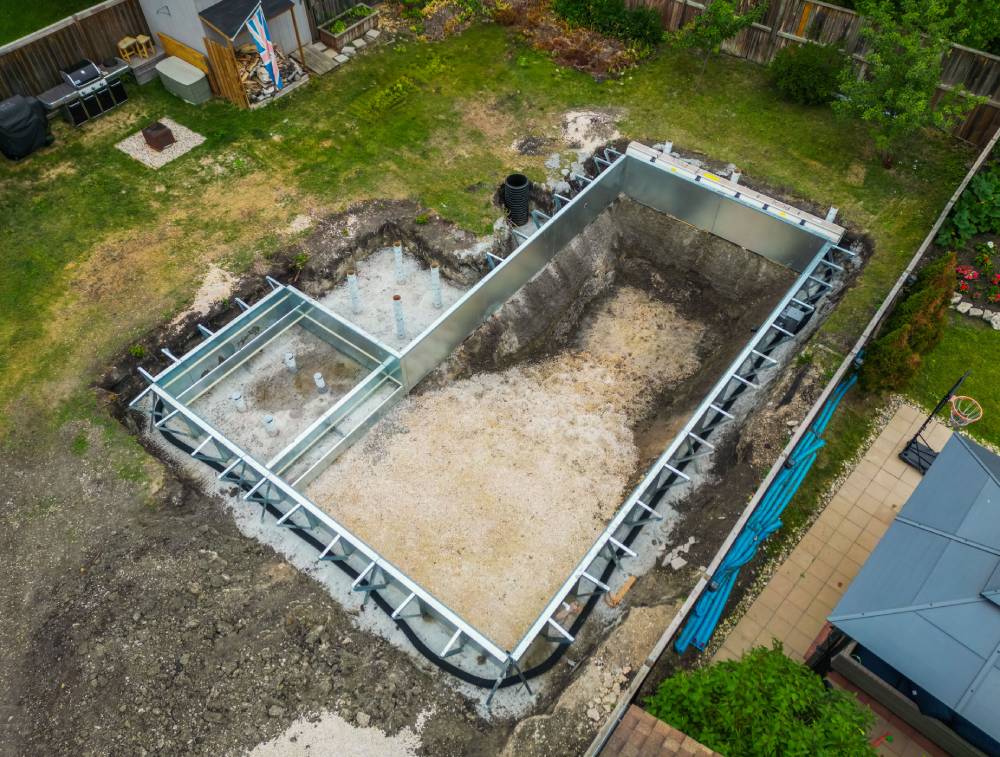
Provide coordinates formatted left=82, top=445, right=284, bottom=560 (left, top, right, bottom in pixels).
left=130, top=142, right=850, bottom=698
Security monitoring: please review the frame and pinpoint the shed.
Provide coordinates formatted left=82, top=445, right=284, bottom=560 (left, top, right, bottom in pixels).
left=137, top=0, right=310, bottom=107
left=829, top=434, right=1000, bottom=756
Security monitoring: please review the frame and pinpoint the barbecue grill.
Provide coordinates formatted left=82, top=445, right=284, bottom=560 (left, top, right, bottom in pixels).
left=38, top=58, right=130, bottom=126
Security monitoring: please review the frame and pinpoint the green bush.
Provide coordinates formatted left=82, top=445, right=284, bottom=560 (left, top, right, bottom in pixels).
left=937, top=164, right=1000, bottom=249
left=860, top=251, right=956, bottom=392
left=646, top=643, right=875, bottom=756
left=552, top=0, right=663, bottom=46
left=770, top=43, right=846, bottom=105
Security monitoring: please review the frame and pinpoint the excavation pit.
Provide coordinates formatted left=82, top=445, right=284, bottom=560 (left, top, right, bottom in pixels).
left=131, top=143, right=852, bottom=686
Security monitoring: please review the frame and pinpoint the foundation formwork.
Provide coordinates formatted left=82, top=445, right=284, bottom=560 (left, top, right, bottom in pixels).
left=130, top=142, right=853, bottom=700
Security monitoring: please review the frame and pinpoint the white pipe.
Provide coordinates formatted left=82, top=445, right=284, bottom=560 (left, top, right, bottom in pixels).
left=394, top=242, right=405, bottom=284
left=262, top=414, right=279, bottom=437
left=393, top=294, right=406, bottom=339
left=231, top=391, right=247, bottom=413
left=347, top=271, right=362, bottom=314
left=314, top=372, right=328, bottom=394
left=283, top=351, right=297, bottom=372
left=430, top=264, right=443, bottom=309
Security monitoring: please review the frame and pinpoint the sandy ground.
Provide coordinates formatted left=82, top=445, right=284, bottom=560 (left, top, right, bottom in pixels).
left=171, top=265, right=237, bottom=326
left=319, top=247, right=470, bottom=350
left=306, top=287, right=705, bottom=649
left=247, top=709, right=429, bottom=756
left=190, top=327, right=368, bottom=462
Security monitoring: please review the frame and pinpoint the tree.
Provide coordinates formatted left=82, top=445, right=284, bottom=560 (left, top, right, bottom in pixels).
left=950, top=1, right=1000, bottom=55
left=646, top=643, right=875, bottom=755
left=834, top=0, right=984, bottom=167
left=675, top=0, right=767, bottom=71
left=859, top=252, right=957, bottom=393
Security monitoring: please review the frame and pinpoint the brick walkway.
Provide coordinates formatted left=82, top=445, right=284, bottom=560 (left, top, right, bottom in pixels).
left=603, top=706, right=719, bottom=756
left=713, top=404, right=953, bottom=756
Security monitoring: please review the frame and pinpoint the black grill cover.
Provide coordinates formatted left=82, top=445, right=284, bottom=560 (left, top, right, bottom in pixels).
left=0, top=95, right=51, bottom=160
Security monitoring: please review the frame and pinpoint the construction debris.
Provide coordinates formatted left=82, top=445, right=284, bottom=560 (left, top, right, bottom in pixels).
left=236, top=43, right=304, bottom=104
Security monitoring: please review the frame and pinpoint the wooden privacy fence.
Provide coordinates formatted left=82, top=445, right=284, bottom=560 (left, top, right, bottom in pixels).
left=0, top=0, right=150, bottom=100
left=306, top=0, right=361, bottom=27
left=630, top=0, right=1000, bottom=147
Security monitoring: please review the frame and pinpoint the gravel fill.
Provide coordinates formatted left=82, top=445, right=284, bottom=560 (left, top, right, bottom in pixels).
left=306, top=286, right=706, bottom=649
left=114, top=117, right=206, bottom=169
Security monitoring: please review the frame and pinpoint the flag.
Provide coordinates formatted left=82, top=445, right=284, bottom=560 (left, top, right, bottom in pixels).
left=245, top=3, right=282, bottom=90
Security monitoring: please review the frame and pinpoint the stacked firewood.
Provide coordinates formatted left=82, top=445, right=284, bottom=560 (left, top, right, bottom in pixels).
left=235, top=43, right=304, bottom=103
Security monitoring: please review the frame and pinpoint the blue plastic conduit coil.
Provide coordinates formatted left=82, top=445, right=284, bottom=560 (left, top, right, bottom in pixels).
left=674, top=372, right=858, bottom=653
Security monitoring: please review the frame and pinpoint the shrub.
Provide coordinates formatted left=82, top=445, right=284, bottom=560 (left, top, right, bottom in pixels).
left=859, top=252, right=956, bottom=392
left=937, top=164, right=1000, bottom=249
left=552, top=0, right=664, bottom=46
left=770, top=43, right=846, bottom=105
left=645, top=643, right=875, bottom=756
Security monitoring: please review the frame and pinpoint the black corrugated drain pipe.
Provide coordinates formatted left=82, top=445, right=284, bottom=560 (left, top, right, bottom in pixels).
left=503, top=173, right=530, bottom=227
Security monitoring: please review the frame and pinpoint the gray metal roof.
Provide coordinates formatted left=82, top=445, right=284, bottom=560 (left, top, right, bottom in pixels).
left=829, top=434, right=1000, bottom=742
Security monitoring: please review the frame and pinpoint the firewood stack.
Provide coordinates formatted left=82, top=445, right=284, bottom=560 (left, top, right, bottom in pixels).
left=235, top=43, right=304, bottom=103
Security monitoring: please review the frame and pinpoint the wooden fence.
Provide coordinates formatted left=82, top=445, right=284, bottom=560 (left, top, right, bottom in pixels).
left=631, top=0, right=1000, bottom=147
left=0, top=0, right=150, bottom=100
left=306, top=0, right=360, bottom=27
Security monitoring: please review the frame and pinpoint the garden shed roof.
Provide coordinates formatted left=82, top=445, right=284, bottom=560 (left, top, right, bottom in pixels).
left=200, top=0, right=294, bottom=39
left=829, top=434, right=1000, bottom=743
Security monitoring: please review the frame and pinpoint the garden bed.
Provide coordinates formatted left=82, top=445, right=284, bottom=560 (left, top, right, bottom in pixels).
left=318, top=4, right=380, bottom=51
left=951, top=233, right=1000, bottom=318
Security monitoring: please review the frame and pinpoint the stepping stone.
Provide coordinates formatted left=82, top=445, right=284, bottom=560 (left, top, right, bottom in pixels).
left=323, top=48, right=338, bottom=58
left=365, top=29, right=381, bottom=40
left=341, top=46, right=357, bottom=57
left=334, top=53, right=350, bottom=64
left=957, top=302, right=971, bottom=314
left=353, top=38, right=368, bottom=49
left=969, top=307, right=984, bottom=317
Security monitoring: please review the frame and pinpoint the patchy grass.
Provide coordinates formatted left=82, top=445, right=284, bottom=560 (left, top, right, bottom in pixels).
left=907, top=314, right=1000, bottom=447
left=0, top=24, right=973, bottom=436
left=0, top=0, right=97, bottom=45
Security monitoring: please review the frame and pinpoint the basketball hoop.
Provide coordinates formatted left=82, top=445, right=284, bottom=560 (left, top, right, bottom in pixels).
left=949, top=395, right=983, bottom=428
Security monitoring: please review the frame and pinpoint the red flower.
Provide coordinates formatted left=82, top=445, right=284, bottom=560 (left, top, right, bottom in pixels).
left=959, top=281, right=970, bottom=292
left=956, top=264, right=980, bottom=281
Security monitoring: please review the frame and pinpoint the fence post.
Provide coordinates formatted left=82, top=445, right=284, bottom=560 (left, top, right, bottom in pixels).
left=767, top=0, right=787, bottom=59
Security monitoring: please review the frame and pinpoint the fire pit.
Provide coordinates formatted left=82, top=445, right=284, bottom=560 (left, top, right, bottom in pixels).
left=142, top=122, right=175, bottom=152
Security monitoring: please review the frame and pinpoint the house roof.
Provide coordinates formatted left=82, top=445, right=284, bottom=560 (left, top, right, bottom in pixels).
left=199, top=0, right=293, bottom=39
left=829, top=434, right=1000, bottom=743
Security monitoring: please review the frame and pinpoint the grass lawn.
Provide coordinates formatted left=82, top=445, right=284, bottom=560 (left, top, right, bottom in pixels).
left=0, top=24, right=973, bottom=444
left=908, top=314, right=1000, bottom=447
left=0, top=0, right=99, bottom=45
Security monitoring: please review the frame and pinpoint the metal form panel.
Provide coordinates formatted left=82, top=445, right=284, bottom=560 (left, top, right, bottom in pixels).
left=398, top=157, right=626, bottom=390
left=624, top=143, right=840, bottom=271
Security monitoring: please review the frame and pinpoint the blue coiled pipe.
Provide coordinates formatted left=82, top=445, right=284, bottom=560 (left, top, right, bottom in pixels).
left=674, top=372, right=857, bottom=653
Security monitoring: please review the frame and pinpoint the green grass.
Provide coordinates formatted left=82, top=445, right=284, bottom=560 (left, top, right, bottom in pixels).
left=0, top=24, right=974, bottom=428
left=908, top=314, right=1000, bottom=447
left=0, top=0, right=98, bottom=44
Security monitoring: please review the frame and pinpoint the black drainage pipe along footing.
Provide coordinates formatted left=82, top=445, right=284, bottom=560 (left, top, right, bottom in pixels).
left=503, top=173, right=530, bottom=227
